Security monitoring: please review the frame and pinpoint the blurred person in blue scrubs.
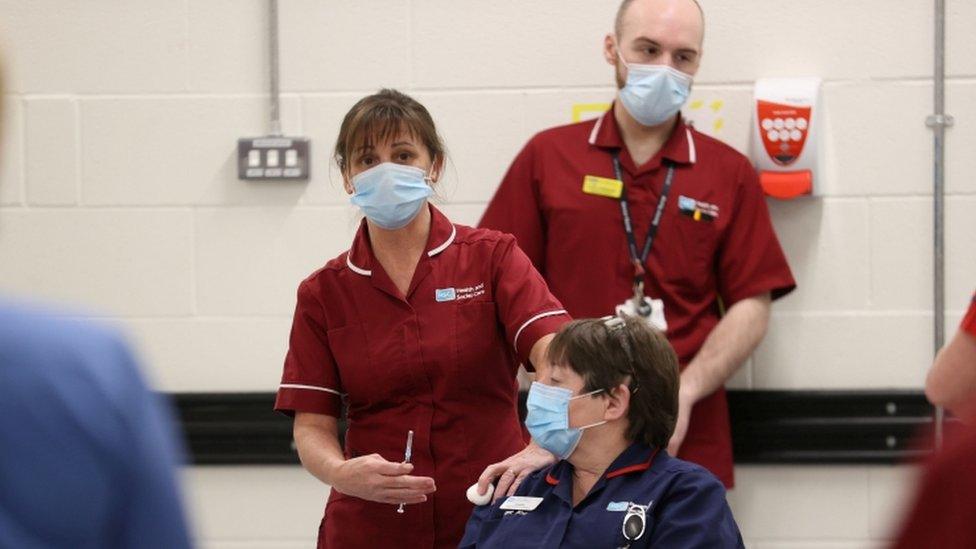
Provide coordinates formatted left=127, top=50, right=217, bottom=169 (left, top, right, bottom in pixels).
left=460, top=316, right=742, bottom=548
left=0, top=63, right=193, bottom=548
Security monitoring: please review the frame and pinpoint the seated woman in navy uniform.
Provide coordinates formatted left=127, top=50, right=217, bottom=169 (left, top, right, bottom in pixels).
left=460, top=315, right=744, bottom=548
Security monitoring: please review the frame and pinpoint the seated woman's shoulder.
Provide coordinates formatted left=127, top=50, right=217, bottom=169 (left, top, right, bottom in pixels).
left=659, top=454, right=726, bottom=490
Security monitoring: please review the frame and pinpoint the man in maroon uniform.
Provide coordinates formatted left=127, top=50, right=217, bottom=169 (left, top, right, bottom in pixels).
left=479, top=0, right=795, bottom=490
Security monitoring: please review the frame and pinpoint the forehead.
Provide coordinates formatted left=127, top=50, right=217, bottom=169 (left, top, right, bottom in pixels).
left=551, top=363, right=585, bottom=384
left=618, top=0, right=703, bottom=49
left=351, top=122, right=422, bottom=151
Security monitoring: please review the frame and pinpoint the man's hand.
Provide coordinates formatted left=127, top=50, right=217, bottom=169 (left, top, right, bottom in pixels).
left=667, top=389, right=695, bottom=456
left=476, top=443, right=556, bottom=502
left=668, top=294, right=771, bottom=456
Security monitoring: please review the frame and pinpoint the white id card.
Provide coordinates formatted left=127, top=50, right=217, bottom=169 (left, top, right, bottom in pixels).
left=499, top=496, right=544, bottom=512
left=615, top=296, right=667, bottom=332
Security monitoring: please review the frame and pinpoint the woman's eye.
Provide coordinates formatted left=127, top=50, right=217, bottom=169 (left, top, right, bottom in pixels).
left=397, top=152, right=413, bottom=162
left=361, top=157, right=374, bottom=166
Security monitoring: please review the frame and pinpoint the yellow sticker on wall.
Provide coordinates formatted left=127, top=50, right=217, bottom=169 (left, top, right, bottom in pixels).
left=572, top=102, right=612, bottom=123
left=582, top=175, right=623, bottom=199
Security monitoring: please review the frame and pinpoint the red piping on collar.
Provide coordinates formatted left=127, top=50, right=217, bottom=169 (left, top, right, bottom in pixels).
left=605, top=447, right=661, bottom=479
left=545, top=470, right=560, bottom=485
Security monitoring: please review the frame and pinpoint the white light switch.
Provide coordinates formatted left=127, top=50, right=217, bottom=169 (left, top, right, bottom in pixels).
left=266, top=149, right=280, bottom=167
left=248, top=149, right=261, bottom=167
left=285, top=149, right=298, bottom=167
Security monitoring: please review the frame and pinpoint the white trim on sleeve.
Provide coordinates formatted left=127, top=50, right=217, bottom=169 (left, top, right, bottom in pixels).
left=279, top=383, right=345, bottom=397
left=513, top=309, right=568, bottom=351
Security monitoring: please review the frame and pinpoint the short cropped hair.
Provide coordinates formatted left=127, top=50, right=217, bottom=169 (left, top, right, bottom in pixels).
left=546, top=316, right=680, bottom=448
left=614, top=0, right=705, bottom=38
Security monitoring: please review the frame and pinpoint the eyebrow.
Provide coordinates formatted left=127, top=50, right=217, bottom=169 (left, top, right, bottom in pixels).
left=391, top=141, right=416, bottom=148
left=633, top=37, right=700, bottom=55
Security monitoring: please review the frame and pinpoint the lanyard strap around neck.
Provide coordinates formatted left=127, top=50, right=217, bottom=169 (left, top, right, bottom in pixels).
left=612, top=152, right=676, bottom=285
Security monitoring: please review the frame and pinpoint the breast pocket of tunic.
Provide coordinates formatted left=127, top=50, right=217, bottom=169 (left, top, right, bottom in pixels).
left=454, top=301, right=507, bottom=388
left=662, top=214, right=721, bottom=291
left=326, top=323, right=409, bottom=410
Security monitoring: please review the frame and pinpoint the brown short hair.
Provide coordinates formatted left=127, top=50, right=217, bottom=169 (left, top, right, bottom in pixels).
left=546, top=316, right=679, bottom=448
left=333, top=88, right=445, bottom=174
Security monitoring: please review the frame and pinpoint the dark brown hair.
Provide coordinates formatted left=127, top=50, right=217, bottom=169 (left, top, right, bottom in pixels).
left=546, top=316, right=679, bottom=448
left=333, top=88, right=445, bottom=175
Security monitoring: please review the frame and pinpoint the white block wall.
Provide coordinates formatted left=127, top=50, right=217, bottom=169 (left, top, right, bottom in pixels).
left=1, top=1, right=973, bottom=547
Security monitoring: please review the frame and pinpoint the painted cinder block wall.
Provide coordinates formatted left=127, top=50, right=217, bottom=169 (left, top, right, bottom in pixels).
left=0, top=1, right=973, bottom=547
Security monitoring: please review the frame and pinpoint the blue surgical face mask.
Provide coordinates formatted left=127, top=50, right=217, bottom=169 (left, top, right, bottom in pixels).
left=525, top=381, right=606, bottom=460
left=617, top=51, right=693, bottom=127
left=350, top=162, right=433, bottom=230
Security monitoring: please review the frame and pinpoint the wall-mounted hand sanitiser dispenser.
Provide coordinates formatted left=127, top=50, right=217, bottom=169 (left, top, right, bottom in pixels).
left=751, top=78, right=821, bottom=199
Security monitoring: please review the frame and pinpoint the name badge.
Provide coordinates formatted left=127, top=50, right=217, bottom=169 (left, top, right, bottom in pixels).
left=499, top=496, right=544, bottom=512
left=582, top=175, right=623, bottom=199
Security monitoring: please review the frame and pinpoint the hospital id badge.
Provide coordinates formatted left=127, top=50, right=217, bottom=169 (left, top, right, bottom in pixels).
left=499, top=496, right=544, bottom=512
left=615, top=296, right=667, bottom=332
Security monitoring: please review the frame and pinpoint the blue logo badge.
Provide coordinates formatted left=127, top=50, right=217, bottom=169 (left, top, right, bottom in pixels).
left=678, top=195, right=697, bottom=212
left=606, top=501, right=630, bottom=512
left=435, top=288, right=457, bottom=302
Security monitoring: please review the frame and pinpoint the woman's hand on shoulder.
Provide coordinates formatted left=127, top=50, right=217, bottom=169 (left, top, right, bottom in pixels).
left=332, top=453, right=436, bottom=505
left=476, top=443, right=555, bottom=503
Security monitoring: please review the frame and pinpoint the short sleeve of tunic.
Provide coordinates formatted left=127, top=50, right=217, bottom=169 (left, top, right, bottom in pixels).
left=715, top=158, right=796, bottom=306
left=491, top=234, right=570, bottom=368
left=274, top=279, right=344, bottom=417
left=961, top=292, right=976, bottom=338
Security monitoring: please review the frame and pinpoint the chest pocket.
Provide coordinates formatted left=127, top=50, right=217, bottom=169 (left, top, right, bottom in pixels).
left=473, top=507, right=540, bottom=548
left=454, top=301, right=506, bottom=388
left=660, top=208, right=721, bottom=291
left=327, top=323, right=410, bottom=409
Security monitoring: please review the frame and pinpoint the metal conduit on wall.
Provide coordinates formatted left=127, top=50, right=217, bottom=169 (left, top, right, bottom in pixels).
left=929, top=0, right=953, bottom=448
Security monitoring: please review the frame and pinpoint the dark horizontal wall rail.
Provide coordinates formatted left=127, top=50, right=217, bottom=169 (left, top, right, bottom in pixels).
left=168, top=390, right=939, bottom=466
left=727, top=391, right=937, bottom=464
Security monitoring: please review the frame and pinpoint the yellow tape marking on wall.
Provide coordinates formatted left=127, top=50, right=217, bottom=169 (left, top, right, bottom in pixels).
left=571, top=102, right=612, bottom=122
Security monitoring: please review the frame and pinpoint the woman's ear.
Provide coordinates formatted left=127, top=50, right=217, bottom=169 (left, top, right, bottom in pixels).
left=604, top=383, right=631, bottom=422
left=430, top=155, right=445, bottom=183
left=342, top=171, right=354, bottom=195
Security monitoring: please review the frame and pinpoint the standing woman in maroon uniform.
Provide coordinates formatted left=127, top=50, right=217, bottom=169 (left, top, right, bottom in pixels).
left=274, top=89, right=570, bottom=548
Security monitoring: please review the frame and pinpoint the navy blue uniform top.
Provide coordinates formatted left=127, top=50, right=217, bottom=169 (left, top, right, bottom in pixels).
left=0, top=299, right=193, bottom=549
left=460, top=441, right=743, bottom=548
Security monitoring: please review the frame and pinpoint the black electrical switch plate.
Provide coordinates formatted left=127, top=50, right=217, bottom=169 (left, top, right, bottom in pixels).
left=238, top=137, right=310, bottom=180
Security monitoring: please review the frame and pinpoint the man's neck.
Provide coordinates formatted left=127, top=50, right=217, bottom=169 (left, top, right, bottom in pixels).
left=613, top=101, right=678, bottom=168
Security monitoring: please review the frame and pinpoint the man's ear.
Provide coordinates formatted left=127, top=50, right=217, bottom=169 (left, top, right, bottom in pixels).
left=604, top=383, right=631, bottom=422
left=603, top=33, right=618, bottom=66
